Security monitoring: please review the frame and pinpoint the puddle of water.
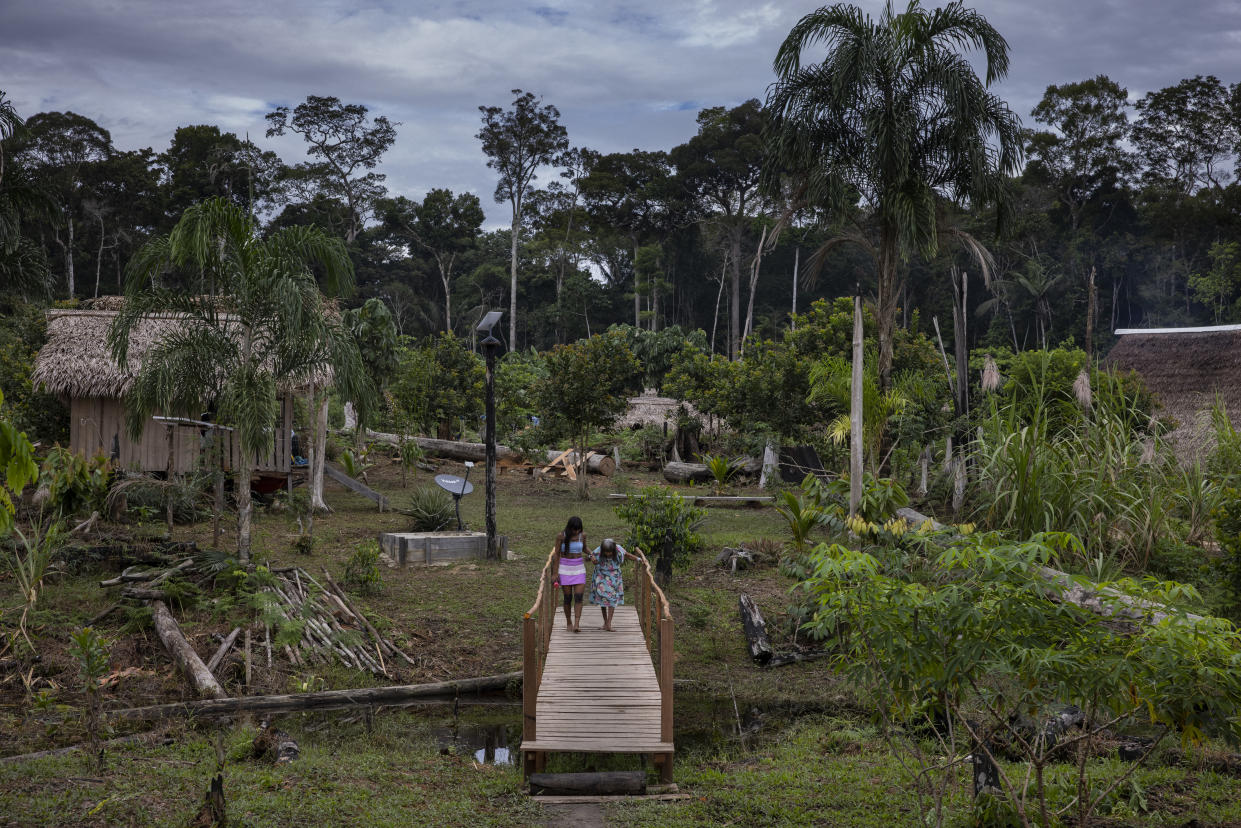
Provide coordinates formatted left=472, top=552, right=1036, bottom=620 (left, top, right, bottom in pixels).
left=434, top=721, right=518, bottom=765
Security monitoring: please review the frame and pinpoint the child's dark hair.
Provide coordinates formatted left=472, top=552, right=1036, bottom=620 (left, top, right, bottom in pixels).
left=562, top=516, right=583, bottom=553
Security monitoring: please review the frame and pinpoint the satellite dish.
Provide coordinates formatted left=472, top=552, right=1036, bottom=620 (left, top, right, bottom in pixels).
left=435, top=474, right=474, bottom=497
left=435, top=471, right=475, bottom=530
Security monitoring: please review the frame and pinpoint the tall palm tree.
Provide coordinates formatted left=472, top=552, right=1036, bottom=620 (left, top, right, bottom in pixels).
left=109, top=198, right=371, bottom=563
left=766, top=0, right=1022, bottom=388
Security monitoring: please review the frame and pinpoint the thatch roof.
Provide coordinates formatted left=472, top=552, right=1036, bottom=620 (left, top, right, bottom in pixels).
left=33, top=302, right=330, bottom=399
left=33, top=309, right=184, bottom=398
left=1106, top=324, right=1241, bottom=458
left=616, top=392, right=699, bottom=430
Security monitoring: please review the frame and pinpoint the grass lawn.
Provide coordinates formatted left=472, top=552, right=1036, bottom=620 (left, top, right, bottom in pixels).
left=2, top=455, right=1240, bottom=826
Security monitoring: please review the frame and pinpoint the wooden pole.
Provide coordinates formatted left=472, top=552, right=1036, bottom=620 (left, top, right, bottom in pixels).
left=164, top=424, right=175, bottom=535
left=849, top=294, right=864, bottom=516
left=659, top=615, right=675, bottom=784
left=522, top=614, right=537, bottom=778
left=213, top=434, right=224, bottom=549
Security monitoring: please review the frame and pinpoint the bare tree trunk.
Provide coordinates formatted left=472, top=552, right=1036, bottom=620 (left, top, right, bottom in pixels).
left=1085, top=266, right=1097, bottom=361
left=730, top=229, right=742, bottom=359
left=741, top=225, right=767, bottom=351
left=440, top=267, right=452, bottom=334
left=710, top=257, right=726, bottom=355
left=94, top=213, right=105, bottom=298
left=790, top=246, right=799, bottom=328
left=509, top=204, right=520, bottom=348
left=633, top=240, right=641, bottom=328
left=66, top=216, right=76, bottom=298
left=311, top=392, right=329, bottom=513
left=849, top=295, right=864, bottom=517
left=876, top=226, right=898, bottom=391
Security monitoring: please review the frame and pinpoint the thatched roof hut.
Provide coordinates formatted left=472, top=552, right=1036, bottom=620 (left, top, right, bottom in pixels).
left=32, top=304, right=298, bottom=474
left=32, top=309, right=185, bottom=399
left=1106, top=324, right=1241, bottom=458
left=615, top=392, right=699, bottom=431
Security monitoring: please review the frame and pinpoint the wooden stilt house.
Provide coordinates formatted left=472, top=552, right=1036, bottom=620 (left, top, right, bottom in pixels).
left=32, top=305, right=295, bottom=478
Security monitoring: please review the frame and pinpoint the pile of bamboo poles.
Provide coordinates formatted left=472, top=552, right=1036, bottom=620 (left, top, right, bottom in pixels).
left=265, top=566, right=417, bottom=679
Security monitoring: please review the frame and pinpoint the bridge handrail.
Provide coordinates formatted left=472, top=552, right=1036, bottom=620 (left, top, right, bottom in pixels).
left=522, top=543, right=675, bottom=753
left=631, top=547, right=674, bottom=746
left=522, top=544, right=559, bottom=745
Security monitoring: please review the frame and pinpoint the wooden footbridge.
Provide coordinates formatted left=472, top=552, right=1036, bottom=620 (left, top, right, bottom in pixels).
left=521, top=546, right=674, bottom=782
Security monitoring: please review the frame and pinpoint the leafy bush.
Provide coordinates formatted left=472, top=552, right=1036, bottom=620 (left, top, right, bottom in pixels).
left=0, top=303, right=68, bottom=446
left=113, top=472, right=211, bottom=525
left=37, top=447, right=111, bottom=519
left=615, top=485, right=705, bottom=584
left=619, top=425, right=665, bottom=466
left=804, top=531, right=1241, bottom=827
left=697, top=454, right=736, bottom=495
left=494, top=348, right=548, bottom=440
left=1212, top=487, right=1241, bottom=620
left=344, top=540, right=383, bottom=596
left=389, top=332, right=484, bottom=437
left=408, top=486, right=454, bottom=532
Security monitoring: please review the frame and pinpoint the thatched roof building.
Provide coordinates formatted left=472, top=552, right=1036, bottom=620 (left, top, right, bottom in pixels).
left=615, top=392, right=699, bottom=431
left=32, top=309, right=185, bottom=399
left=32, top=304, right=296, bottom=474
left=1106, top=324, right=1241, bottom=457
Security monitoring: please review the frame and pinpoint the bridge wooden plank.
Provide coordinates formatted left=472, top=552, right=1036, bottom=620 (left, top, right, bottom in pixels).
left=527, top=605, right=669, bottom=759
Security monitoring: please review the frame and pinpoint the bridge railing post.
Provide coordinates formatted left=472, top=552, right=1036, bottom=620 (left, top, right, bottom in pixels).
left=659, top=614, right=674, bottom=783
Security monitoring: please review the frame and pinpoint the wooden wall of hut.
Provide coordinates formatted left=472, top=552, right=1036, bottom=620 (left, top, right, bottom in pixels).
left=69, top=396, right=293, bottom=475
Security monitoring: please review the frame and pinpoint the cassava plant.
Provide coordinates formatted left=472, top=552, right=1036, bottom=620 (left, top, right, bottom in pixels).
left=802, top=530, right=1241, bottom=828
left=68, top=626, right=110, bottom=771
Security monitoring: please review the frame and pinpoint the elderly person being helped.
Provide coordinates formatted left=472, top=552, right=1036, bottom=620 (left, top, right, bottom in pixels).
left=589, top=538, right=632, bottom=631
left=555, top=516, right=588, bottom=632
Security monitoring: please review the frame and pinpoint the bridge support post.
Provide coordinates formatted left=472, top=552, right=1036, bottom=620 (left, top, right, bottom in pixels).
left=523, top=613, right=537, bottom=779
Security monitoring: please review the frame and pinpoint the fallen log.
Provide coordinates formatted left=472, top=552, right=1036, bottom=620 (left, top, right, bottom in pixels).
left=150, top=601, right=227, bottom=699
left=542, top=450, right=616, bottom=477
left=662, top=461, right=713, bottom=484
left=530, top=771, right=646, bottom=796
left=103, top=671, right=522, bottom=720
left=738, top=593, right=774, bottom=665
left=206, top=628, right=242, bottom=673
left=363, top=429, right=514, bottom=463
left=662, top=457, right=760, bottom=484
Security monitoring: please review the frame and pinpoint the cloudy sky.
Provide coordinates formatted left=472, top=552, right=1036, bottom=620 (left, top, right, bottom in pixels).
left=5, top=0, right=1241, bottom=225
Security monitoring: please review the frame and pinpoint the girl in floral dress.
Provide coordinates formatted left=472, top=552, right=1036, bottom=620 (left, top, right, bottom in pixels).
left=588, top=538, right=631, bottom=631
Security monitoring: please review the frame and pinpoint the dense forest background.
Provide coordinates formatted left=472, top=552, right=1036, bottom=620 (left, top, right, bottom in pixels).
left=3, top=71, right=1241, bottom=363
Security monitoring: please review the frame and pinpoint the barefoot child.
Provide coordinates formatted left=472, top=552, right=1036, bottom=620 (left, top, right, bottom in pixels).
left=588, top=538, right=631, bottom=631
left=555, top=516, right=587, bottom=632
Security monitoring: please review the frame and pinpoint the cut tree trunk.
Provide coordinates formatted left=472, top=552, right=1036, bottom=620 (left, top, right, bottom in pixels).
left=104, top=671, right=521, bottom=720
left=543, top=450, right=616, bottom=477
left=311, top=393, right=330, bottom=513
left=662, top=457, right=760, bottom=485
left=738, top=593, right=774, bottom=665
left=150, top=601, right=227, bottom=699
left=530, top=771, right=646, bottom=796
left=364, top=430, right=514, bottom=463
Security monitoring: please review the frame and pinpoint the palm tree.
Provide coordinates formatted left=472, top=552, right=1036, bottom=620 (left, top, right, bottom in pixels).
left=109, top=198, right=371, bottom=563
left=0, top=92, right=52, bottom=297
left=766, top=0, right=1023, bottom=388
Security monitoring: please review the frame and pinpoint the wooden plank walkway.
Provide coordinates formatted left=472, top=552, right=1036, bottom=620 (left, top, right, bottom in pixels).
left=521, top=606, right=671, bottom=755
left=522, top=546, right=675, bottom=782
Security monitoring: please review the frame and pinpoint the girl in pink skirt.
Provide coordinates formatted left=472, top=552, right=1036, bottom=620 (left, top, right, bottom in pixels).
left=555, top=516, right=587, bottom=632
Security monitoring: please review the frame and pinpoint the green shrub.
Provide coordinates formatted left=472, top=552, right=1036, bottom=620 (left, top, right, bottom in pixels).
left=38, top=447, right=111, bottom=519
left=1213, top=487, right=1241, bottom=620
left=408, top=486, right=453, bottom=532
left=67, top=626, right=110, bottom=771
left=344, top=540, right=383, bottom=596
left=614, top=485, right=705, bottom=585
left=804, top=531, right=1241, bottom=827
